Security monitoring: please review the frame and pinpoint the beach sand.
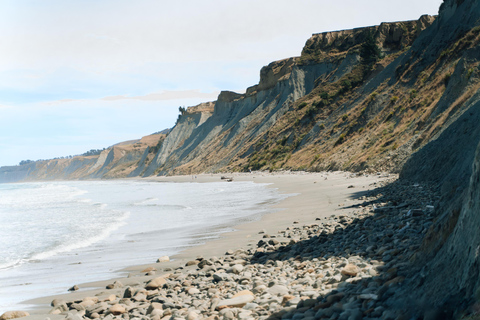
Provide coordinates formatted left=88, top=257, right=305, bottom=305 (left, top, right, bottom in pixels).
left=19, top=171, right=393, bottom=319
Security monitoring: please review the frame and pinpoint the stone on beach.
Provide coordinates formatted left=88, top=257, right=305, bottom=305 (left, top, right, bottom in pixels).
left=267, top=284, right=289, bottom=296
left=141, top=267, right=157, bottom=273
left=106, top=280, right=123, bottom=289
left=68, top=285, right=79, bottom=291
left=0, top=312, right=30, bottom=320
left=145, top=277, right=167, bottom=290
left=341, top=264, right=359, bottom=277
left=156, top=256, right=170, bottom=263
left=108, top=304, right=126, bottom=315
left=185, top=260, right=198, bottom=266
left=216, top=290, right=255, bottom=310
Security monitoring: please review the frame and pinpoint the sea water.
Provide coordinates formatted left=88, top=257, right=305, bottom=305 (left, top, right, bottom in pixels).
left=0, top=179, right=286, bottom=312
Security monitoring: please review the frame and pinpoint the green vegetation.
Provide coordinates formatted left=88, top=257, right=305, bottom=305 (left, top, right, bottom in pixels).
left=360, top=31, right=382, bottom=73
left=82, top=149, right=105, bottom=156
left=298, top=102, right=308, bottom=109
left=19, top=160, right=35, bottom=166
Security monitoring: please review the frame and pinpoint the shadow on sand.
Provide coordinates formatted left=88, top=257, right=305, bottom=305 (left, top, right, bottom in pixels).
left=248, top=179, right=440, bottom=319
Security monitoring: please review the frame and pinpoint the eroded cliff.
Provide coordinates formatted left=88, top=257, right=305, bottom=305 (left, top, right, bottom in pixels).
left=0, top=134, right=165, bottom=182
left=137, top=15, right=440, bottom=176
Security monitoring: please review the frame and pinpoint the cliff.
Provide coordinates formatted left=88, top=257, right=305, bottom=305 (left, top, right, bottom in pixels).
left=0, top=134, right=166, bottom=182
left=136, top=15, right=441, bottom=176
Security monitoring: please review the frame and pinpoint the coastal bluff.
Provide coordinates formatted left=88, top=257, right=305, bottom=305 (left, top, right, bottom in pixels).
left=3, top=0, right=480, bottom=317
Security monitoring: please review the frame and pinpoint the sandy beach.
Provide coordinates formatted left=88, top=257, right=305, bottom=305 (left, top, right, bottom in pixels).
left=17, top=171, right=395, bottom=319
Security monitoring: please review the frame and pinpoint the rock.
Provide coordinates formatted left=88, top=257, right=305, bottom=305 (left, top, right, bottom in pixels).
left=80, top=297, right=98, bottom=307
left=146, top=277, right=167, bottom=290
left=220, top=309, right=235, bottom=320
left=142, top=267, right=157, bottom=273
left=51, top=299, right=66, bottom=307
left=68, top=285, right=79, bottom=291
left=186, top=260, right=198, bottom=266
left=86, top=302, right=109, bottom=317
left=267, top=285, right=289, bottom=296
left=123, top=286, right=135, bottom=298
left=65, top=313, right=83, bottom=320
left=157, top=256, right=170, bottom=263
left=213, top=273, right=230, bottom=282
left=216, top=290, right=255, bottom=310
left=109, top=304, right=126, bottom=315
left=252, top=284, right=267, bottom=294
left=69, top=303, right=85, bottom=312
left=198, top=259, right=213, bottom=269
left=132, top=292, right=147, bottom=302
left=210, top=297, right=220, bottom=312
left=281, top=295, right=296, bottom=306
left=268, top=239, right=279, bottom=246
left=146, top=302, right=163, bottom=315
left=358, top=293, right=378, bottom=300
left=0, top=311, right=30, bottom=320
left=186, top=311, right=198, bottom=320
left=106, top=280, right=123, bottom=289
left=188, top=288, right=200, bottom=295
left=341, top=264, right=359, bottom=277
left=231, top=264, right=244, bottom=274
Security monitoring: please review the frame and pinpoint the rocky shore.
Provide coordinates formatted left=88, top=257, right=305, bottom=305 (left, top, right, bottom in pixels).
left=11, top=176, right=440, bottom=320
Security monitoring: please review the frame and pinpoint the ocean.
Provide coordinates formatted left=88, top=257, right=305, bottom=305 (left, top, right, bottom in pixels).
left=0, top=179, right=286, bottom=312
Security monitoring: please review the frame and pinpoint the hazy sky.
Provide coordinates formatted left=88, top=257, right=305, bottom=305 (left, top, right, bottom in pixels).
left=0, top=0, right=441, bottom=167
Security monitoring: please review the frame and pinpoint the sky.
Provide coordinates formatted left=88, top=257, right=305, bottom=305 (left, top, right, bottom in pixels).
left=0, top=0, right=442, bottom=167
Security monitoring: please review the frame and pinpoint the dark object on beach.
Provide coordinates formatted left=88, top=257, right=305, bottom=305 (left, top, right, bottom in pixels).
left=68, top=284, right=79, bottom=292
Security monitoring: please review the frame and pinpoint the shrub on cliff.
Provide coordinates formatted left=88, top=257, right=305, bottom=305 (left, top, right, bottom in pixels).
left=360, top=31, right=382, bottom=71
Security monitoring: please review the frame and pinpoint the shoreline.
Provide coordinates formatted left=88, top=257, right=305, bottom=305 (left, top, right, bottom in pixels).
left=19, top=171, right=394, bottom=319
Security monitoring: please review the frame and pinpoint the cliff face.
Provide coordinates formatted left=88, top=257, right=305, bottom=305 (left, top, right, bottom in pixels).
left=0, top=134, right=165, bottom=182
left=392, top=0, right=480, bottom=315
left=136, top=15, right=438, bottom=176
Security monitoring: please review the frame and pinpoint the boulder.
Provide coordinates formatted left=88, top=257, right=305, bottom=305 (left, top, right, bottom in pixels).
left=145, top=277, right=167, bottom=290
left=156, top=256, right=170, bottom=263
left=341, top=264, right=359, bottom=277
left=109, top=304, right=126, bottom=316
left=0, top=312, right=30, bottom=320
